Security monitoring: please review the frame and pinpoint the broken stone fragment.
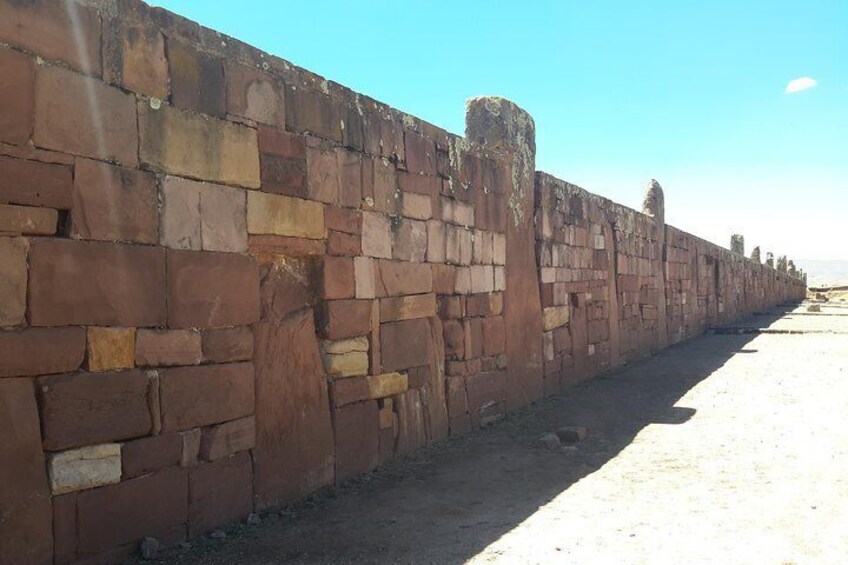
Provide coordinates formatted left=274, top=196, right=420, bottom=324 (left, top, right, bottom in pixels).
left=48, top=443, right=121, bottom=494
left=555, top=426, right=587, bottom=444
left=538, top=432, right=561, bottom=451
left=140, top=537, right=159, bottom=560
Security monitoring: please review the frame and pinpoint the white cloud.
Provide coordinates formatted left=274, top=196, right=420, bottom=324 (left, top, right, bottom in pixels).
left=784, top=77, right=817, bottom=94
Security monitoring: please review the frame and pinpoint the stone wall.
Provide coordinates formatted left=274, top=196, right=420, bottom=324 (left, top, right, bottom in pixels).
left=0, top=1, right=806, bottom=563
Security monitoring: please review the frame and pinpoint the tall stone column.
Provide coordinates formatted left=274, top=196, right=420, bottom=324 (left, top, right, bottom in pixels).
left=466, top=97, right=543, bottom=410
left=731, top=234, right=745, bottom=255
left=642, top=179, right=669, bottom=349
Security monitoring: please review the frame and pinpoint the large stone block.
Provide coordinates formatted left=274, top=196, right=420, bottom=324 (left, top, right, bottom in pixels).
left=374, top=260, right=433, bottom=296
left=404, top=130, right=436, bottom=175
left=381, top=318, right=432, bottom=371
left=0, top=378, right=53, bottom=564
left=121, top=433, right=182, bottom=479
left=392, top=218, right=427, bottom=262
left=361, top=211, right=392, bottom=259
left=69, top=158, right=158, bottom=244
left=318, top=299, right=372, bottom=340
left=199, top=416, right=256, bottom=461
left=0, top=203, right=57, bottom=235
left=28, top=239, right=166, bottom=327
left=166, top=250, right=259, bottom=328
left=367, top=372, right=408, bottom=399
left=139, top=101, right=260, bottom=188
left=247, top=191, right=325, bottom=239
left=201, top=182, right=248, bottom=252
left=258, top=126, right=307, bottom=197
left=323, top=350, right=369, bottom=377
left=0, top=155, right=73, bottom=209
left=379, top=293, right=437, bottom=322
left=394, top=389, right=426, bottom=455
left=188, top=452, right=253, bottom=536
left=136, top=329, right=202, bottom=367
left=333, top=401, right=379, bottom=483
left=0, top=327, right=85, bottom=378
left=85, top=327, right=136, bottom=372
left=74, top=467, right=188, bottom=556
left=0, top=0, right=100, bottom=75
left=0, top=236, right=27, bottom=326
left=168, top=39, right=225, bottom=117
left=322, top=256, right=355, bottom=299
left=39, top=370, right=152, bottom=451
left=159, top=363, right=254, bottom=432
left=253, top=312, right=335, bottom=508
left=284, top=86, right=341, bottom=142
left=226, top=62, right=285, bottom=127
left=0, top=46, right=34, bottom=145
left=34, top=65, right=137, bottom=166
left=48, top=443, right=121, bottom=495
left=307, top=145, right=340, bottom=205
left=159, top=176, right=201, bottom=250
left=201, top=327, right=254, bottom=364
left=336, top=147, right=363, bottom=208
left=103, top=18, right=169, bottom=99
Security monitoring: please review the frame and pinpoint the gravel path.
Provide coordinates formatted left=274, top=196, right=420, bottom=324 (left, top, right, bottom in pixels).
left=149, top=305, right=848, bottom=565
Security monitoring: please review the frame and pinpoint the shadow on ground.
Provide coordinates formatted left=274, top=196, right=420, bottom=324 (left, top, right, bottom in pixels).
left=143, top=310, right=793, bottom=565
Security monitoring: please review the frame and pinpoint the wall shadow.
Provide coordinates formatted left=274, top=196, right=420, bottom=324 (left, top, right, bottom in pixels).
left=150, top=313, right=769, bottom=565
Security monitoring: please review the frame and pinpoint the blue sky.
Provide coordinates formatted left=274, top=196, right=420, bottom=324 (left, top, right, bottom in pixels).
left=153, top=1, right=847, bottom=261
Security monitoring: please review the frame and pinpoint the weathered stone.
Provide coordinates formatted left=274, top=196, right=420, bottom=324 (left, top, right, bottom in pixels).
left=201, top=182, right=248, bottom=252
left=322, top=350, right=369, bottom=377
left=103, top=19, right=168, bottom=98
left=188, top=452, right=253, bottom=536
left=28, top=239, right=166, bottom=327
left=367, top=372, right=408, bottom=399
left=334, top=401, right=378, bottom=482
left=140, top=536, right=161, bottom=560
left=353, top=256, right=376, bottom=300
left=199, top=416, right=256, bottom=461
left=362, top=211, right=392, bottom=258
left=0, top=236, right=27, bottom=326
left=139, top=101, right=260, bottom=188
left=0, top=155, right=73, bottom=209
left=0, top=203, right=56, bottom=235
left=0, top=46, right=34, bottom=145
left=258, top=126, right=307, bottom=197
left=470, top=265, right=495, bottom=293
left=318, top=300, right=372, bottom=340
left=325, top=206, right=362, bottom=234
left=381, top=318, right=432, bottom=371
left=446, top=224, right=473, bottom=265
left=39, top=370, right=152, bottom=450
left=404, top=131, right=436, bottom=175
left=307, top=146, right=340, bottom=205
left=0, top=327, right=85, bottom=378
left=374, top=260, right=433, bottom=296
left=180, top=429, right=201, bottom=468
left=493, top=233, right=506, bottom=265
left=328, top=230, right=360, bottom=256
left=35, top=65, right=137, bottom=166
left=70, top=159, right=158, bottom=243
left=402, top=192, right=432, bottom=220
left=441, top=197, right=474, bottom=226
left=0, top=378, right=53, bottom=564
left=167, top=250, right=259, bottom=328
left=49, top=444, right=122, bottom=495
left=136, top=329, right=202, bottom=367
left=394, top=389, right=426, bottom=455
left=336, top=148, right=363, bottom=208
left=642, top=179, right=665, bottom=224
left=322, top=256, right=355, bottom=299
left=86, top=327, right=136, bottom=372
left=168, top=39, right=225, bottom=117
left=122, top=433, right=182, bottom=479
left=329, top=377, right=369, bottom=407
left=253, top=312, right=335, bottom=508
left=285, top=86, right=342, bottom=142
left=392, top=218, right=428, bottom=262
left=201, top=327, right=254, bottom=364
left=247, top=191, right=325, bottom=239
left=322, top=336, right=369, bottom=355
left=543, top=306, right=570, bottom=331
left=482, top=316, right=506, bottom=356
left=751, top=246, right=761, bottom=262
left=731, top=234, right=745, bottom=256
left=380, top=293, right=437, bottom=322
left=426, top=220, right=446, bottom=263
left=159, top=363, right=254, bottom=432
left=160, top=176, right=201, bottom=250
left=226, top=62, right=285, bottom=127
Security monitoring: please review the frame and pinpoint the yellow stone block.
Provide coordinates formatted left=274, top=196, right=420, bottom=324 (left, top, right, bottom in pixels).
left=86, top=327, right=136, bottom=372
left=247, top=191, right=325, bottom=239
left=367, top=372, right=408, bottom=400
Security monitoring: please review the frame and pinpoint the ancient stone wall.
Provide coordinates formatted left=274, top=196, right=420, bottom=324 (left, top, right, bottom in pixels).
left=0, top=1, right=806, bottom=563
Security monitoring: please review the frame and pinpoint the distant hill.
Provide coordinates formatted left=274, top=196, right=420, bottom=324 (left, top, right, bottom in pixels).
left=795, top=260, right=848, bottom=288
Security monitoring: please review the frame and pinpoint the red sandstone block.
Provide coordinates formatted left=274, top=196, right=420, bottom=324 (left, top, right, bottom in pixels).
left=482, top=316, right=506, bottom=357
left=328, top=230, right=361, bottom=257
left=322, top=256, right=355, bottom=299
left=28, top=239, right=166, bottom=327
left=226, top=61, right=285, bottom=127
left=318, top=300, right=372, bottom=340
left=464, top=318, right=484, bottom=360
left=404, top=130, right=437, bottom=175
left=38, top=370, right=152, bottom=451
left=70, top=158, right=159, bottom=244
left=329, top=377, right=369, bottom=407
left=199, top=416, right=256, bottom=461
left=34, top=65, right=138, bottom=166
left=0, top=46, right=34, bottom=145
left=465, top=370, right=506, bottom=427
left=554, top=325, right=572, bottom=354
left=0, top=155, right=73, bottom=209
left=201, top=327, right=254, bottom=364
left=121, top=433, right=182, bottom=479
left=363, top=156, right=400, bottom=215
left=168, top=39, right=225, bottom=117
left=0, top=327, right=86, bottom=378
left=249, top=234, right=325, bottom=257
left=188, top=452, right=254, bottom=536
left=466, top=293, right=493, bottom=317
left=0, top=0, right=101, bottom=76
left=439, top=296, right=464, bottom=319
left=336, top=148, right=363, bottom=209
left=0, top=378, right=53, bottom=565
left=443, top=320, right=465, bottom=360
left=431, top=264, right=456, bottom=294
left=380, top=318, right=431, bottom=371
left=258, top=126, right=307, bottom=197
left=285, top=86, right=342, bottom=142
left=160, top=362, right=255, bottom=432
left=398, top=172, right=439, bottom=196
left=334, top=401, right=379, bottom=483
left=0, top=205, right=56, bottom=236
left=374, top=260, right=433, bottom=296
left=306, top=145, right=341, bottom=205
left=167, top=250, right=260, bottom=329
left=392, top=218, right=428, bottom=262
left=75, top=468, right=188, bottom=556
left=136, top=329, right=202, bottom=367
left=103, top=18, right=169, bottom=99
left=325, top=206, right=362, bottom=234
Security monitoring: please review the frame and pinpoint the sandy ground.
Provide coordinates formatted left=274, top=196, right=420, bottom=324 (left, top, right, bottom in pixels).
left=144, top=305, right=848, bottom=565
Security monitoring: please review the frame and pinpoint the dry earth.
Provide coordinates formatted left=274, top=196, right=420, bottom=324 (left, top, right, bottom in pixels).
left=140, top=304, right=848, bottom=565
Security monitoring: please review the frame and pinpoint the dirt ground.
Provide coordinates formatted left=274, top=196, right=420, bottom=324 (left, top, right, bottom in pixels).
left=144, top=304, right=848, bottom=565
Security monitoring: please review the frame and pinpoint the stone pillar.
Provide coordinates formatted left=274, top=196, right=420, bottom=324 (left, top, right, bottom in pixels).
left=750, top=246, right=761, bottom=262
left=766, top=252, right=774, bottom=268
left=730, top=234, right=744, bottom=255
left=777, top=255, right=788, bottom=272
left=642, top=179, right=668, bottom=349
left=466, top=96, right=543, bottom=410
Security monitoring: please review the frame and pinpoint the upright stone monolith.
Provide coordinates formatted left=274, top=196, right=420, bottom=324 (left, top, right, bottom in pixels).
left=466, top=96, right=543, bottom=410
left=750, top=246, right=761, bottom=263
left=777, top=255, right=788, bottom=272
left=766, top=252, right=775, bottom=268
left=730, top=234, right=745, bottom=256
left=642, top=179, right=668, bottom=349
